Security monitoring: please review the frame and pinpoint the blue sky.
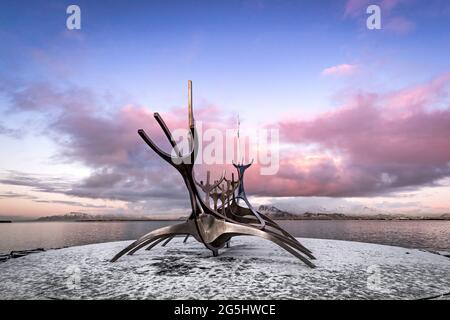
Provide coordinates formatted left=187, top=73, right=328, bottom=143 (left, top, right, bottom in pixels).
left=1, top=0, right=450, bottom=218
left=2, top=0, right=449, bottom=113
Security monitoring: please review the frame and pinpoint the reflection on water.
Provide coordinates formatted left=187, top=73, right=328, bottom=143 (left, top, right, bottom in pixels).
left=0, top=220, right=449, bottom=254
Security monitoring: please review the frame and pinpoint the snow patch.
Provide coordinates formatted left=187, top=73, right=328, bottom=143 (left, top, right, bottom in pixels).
left=0, top=238, right=449, bottom=300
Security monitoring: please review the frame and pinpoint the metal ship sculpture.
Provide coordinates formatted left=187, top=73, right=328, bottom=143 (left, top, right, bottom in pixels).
left=111, top=81, right=316, bottom=268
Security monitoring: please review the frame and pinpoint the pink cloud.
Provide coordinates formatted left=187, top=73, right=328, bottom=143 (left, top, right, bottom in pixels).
left=2, top=74, right=450, bottom=201
left=322, top=64, right=359, bottom=76
left=345, top=0, right=407, bottom=17
left=0, top=78, right=236, bottom=203
left=381, top=0, right=404, bottom=11
left=259, top=73, right=450, bottom=197
left=384, top=16, right=415, bottom=34
left=344, top=0, right=372, bottom=18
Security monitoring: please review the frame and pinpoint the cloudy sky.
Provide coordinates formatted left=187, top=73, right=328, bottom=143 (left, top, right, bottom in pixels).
left=1, top=0, right=450, bottom=218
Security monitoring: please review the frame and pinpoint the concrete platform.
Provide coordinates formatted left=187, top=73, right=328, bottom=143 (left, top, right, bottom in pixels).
left=0, top=237, right=449, bottom=299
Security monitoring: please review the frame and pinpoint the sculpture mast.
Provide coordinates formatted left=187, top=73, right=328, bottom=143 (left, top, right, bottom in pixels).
left=237, top=114, right=241, bottom=164
left=188, top=80, right=194, bottom=129
left=188, top=80, right=195, bottom=163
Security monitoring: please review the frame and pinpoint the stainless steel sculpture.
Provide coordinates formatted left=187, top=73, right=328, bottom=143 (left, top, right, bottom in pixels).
left=111, top=81, right=316, bottom=268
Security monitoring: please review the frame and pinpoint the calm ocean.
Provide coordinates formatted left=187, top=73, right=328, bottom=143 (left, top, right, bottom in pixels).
left=0, top=220, right=449, bottom=254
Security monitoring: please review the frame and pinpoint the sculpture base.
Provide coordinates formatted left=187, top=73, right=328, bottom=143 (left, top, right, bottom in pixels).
left=1, top=237, right=449, bottom=300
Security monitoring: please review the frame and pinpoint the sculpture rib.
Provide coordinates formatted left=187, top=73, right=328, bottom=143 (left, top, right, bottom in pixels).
left=112, top=218, right=315, bottom=267
left=225, top=201, right=312, bottom=254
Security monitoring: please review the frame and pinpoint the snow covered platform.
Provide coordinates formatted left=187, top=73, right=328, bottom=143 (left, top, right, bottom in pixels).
left=1, top=238, right=449, bottom=300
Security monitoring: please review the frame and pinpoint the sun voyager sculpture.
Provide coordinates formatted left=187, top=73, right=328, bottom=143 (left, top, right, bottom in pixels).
left=111, top=81, right=316, bottom=268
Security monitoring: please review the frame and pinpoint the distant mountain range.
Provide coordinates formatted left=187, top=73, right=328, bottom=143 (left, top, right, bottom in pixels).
left=35, top=212, right=184, bottom=222
left=258, top=205, right=450, bottom=220
left=4, top=207, right=450, bottom=222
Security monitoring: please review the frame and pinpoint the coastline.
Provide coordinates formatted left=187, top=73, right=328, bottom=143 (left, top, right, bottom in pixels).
left=4, top=217, right=450, bottom=223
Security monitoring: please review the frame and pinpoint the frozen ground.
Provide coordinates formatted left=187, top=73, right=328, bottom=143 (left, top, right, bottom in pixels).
left=0, top=237, right=449, bottom=300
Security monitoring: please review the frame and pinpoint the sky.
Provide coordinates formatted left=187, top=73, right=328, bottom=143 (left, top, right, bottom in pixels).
left=1, top=0, right=450, bottom=218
